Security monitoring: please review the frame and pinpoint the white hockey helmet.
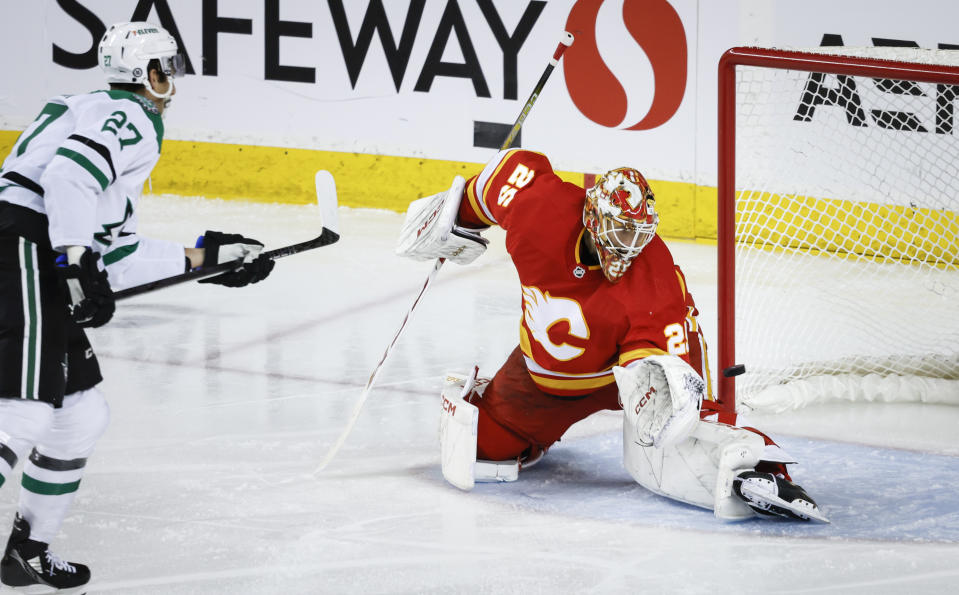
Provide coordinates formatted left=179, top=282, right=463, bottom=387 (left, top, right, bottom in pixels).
left=98, top=22, right=184, bottom=100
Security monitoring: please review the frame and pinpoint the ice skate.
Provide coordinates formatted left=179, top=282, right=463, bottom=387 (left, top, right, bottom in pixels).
left=0, top=514, right=90, bottom=594
left=734, top=471, right=829, bottom=523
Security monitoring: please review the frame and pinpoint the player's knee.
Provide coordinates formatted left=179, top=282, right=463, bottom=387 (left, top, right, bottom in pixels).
left=0, top=399, right=55, bottom=460
left=475, top=407, right=533, bottom=462
left=47, top=388, right=111, bottom=457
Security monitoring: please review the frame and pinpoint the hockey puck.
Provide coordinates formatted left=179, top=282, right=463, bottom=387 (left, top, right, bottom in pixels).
left=722, top=364, right=746, bottom=378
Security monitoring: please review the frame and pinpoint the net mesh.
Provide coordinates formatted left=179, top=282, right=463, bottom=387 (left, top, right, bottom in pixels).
left=731, top=47, right=959, bottom=411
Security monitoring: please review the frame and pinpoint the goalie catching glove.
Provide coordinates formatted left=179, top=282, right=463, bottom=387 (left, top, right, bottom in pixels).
left=58, top=246, right=115, bottom=328
left=614, top=354, right=704, bottom=448
left=196, top=230, right=275, bottom=288
left=396, top=176, right=488, bottom=265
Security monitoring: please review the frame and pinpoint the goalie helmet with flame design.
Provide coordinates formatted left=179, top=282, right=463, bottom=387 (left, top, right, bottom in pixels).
left=583, top=167, right=659, bottom=283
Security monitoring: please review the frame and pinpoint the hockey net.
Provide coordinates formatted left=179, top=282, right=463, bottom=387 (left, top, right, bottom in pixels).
left=717, top=46, right=959, bottom=414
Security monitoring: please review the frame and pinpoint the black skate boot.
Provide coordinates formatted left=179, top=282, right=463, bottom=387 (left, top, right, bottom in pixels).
left=733, top=471, right=830, bottom=523
left=0, top=513, right=90, bottom=593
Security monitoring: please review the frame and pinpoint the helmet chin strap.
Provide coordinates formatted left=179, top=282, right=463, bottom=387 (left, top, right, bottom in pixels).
left=143, top=78, right=175, bottom=101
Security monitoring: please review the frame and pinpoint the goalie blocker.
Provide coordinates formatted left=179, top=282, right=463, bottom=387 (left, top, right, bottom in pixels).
left=396, top=176, right=489, bottom=265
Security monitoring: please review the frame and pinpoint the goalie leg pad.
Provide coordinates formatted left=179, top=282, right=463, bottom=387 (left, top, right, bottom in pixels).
left=440, top=369, right=518, bottom=491
left=623, top=419, right=765, bottom=520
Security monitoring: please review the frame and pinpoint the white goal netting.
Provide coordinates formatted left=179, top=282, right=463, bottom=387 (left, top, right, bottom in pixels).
left=725, top=46, right=959, bottom=413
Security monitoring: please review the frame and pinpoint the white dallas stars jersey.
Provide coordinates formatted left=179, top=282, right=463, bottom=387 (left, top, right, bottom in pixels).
left=0, top=90, right=185, bottom=289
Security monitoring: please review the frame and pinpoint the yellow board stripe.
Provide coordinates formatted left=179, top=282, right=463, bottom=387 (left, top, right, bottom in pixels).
left=0, top=130, right=713, bottom=239
left=737, top=190, right=959, bottom=267
left=24, top=128, right=959, bottom=260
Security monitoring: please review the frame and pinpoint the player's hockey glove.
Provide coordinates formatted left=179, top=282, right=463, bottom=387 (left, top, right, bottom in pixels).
left=197, top=230, right=275, bottom=288
left=58, top=246, right=115, bottom=328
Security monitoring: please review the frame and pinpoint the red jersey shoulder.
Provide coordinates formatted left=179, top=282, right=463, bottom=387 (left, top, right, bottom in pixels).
left=463, top=149, right=564, bottom=228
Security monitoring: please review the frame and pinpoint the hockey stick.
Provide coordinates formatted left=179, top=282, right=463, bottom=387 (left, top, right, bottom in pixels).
left=114, top=170, right=340, bottom=301
left=312, top=31, right=575, bottom=476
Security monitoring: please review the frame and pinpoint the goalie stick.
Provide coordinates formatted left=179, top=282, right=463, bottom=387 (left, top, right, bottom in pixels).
left=114, top=170, right=340, bottom=301
left=313, top=31, right=575, bottom=476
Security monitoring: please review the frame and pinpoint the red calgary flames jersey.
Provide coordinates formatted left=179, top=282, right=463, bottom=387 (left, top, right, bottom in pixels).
left=458, top=149, right=711, bottom=397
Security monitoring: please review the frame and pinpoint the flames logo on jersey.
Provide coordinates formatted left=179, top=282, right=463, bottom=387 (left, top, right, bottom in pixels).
left=521, top=285, right=589, bottom=361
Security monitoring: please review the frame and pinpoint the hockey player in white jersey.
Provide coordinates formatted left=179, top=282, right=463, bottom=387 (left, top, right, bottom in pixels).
left=0, top=22, right=274, bottom=591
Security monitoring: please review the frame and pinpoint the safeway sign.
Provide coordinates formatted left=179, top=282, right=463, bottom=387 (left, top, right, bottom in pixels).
left=2, top=0, right=958, bottom=184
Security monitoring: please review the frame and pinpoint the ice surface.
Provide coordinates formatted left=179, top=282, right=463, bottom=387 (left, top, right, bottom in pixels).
left=1, top=195, right=957, bottom=594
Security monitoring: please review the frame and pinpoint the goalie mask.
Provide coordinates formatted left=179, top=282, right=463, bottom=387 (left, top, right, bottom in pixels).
left=583, top=167, right=658, bottom=283
left=98, top=22, right=184, bottom=102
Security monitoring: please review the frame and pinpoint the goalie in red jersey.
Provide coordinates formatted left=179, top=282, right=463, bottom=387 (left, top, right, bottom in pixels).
left=397, top=149, right=827, bottom=522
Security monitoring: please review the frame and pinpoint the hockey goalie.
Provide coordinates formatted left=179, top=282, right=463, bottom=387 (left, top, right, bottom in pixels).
left=396, top=149, right=827, bottom=522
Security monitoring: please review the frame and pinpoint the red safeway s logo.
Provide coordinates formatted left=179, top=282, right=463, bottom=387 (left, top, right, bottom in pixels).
left=564, top=0, right=687, bottom=130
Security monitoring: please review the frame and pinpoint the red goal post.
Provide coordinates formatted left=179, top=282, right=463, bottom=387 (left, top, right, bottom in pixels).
left=716, top=46, right=959, bottom=415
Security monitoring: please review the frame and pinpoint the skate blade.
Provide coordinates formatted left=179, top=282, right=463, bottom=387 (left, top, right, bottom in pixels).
left=0, top=584, right=86, bottom=594
left=740, top=483, right=831, bottom=524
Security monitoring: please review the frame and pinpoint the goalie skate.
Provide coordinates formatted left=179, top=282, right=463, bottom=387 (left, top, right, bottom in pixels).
left=733, top=471, right=830, bottom=523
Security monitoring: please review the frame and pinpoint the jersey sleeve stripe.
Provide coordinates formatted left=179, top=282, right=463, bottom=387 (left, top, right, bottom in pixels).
left=674, top=268, right=687, bottom=297
left=103, top=242, right=139, bottom=265
left=465, top=176, right=496, bottom=226
left=618, top=347, right=669, bottom=366
left=54, top=148, right=110, bottom=190
left=695, top=338, right=715, bottom=402
left=472, top=149, right=522, bottom=223
left=67, top=134, right=116, bottom=182
left=0, top=172, right=44, bottom=197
